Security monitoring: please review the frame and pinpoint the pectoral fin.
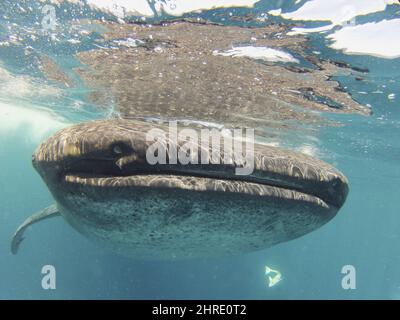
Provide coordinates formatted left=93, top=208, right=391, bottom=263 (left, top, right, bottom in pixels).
left=11, top=204, right=60, bottom=255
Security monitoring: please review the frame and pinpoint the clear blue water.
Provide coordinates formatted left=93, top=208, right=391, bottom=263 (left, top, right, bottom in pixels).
left=0, top=1, right=399, bottom=299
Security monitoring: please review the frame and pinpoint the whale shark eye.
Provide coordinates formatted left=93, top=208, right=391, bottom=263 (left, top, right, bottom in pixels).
left=113, top=145, right=123, bottom=155
left=110, top=142, right=133, bottom=156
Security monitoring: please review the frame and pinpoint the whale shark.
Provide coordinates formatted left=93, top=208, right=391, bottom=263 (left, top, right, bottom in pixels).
left=11, top=119, right=348, bottom=259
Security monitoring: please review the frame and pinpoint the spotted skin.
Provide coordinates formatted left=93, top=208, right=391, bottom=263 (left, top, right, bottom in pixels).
left=13, top=119, right=348, bottom=259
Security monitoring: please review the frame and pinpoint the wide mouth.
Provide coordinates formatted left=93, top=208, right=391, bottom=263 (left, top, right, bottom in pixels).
left=64, top=172, right=331, bottom=209
left=59, top=159, right=347, bottom=209
left=32, top=118, right=349, bottom=209
left=33, top=134, right=348, bottom=209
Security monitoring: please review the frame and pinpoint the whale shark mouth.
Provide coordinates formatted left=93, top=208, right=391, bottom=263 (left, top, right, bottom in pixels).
left=33, top=143, right=349, bottom=209
left=63, top=172, right=331, bottom=209
left=32, top=119, right=348, bottom=210
left=62, top=163, right=346, bottom=209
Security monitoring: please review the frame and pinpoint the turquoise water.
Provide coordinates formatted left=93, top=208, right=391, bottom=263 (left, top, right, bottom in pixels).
left=0, top=1, right=399, bottom=299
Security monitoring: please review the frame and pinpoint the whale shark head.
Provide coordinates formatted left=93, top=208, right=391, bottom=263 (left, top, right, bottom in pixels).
left=31, top=119, right=349, bottom=259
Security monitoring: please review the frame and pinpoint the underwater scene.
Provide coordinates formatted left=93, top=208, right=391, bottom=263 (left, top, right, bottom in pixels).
left=0, top=0, right=399, bottom=300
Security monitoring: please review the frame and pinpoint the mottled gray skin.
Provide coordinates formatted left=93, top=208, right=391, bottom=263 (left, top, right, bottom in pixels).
left=18, top=119, right=348, bottom=259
